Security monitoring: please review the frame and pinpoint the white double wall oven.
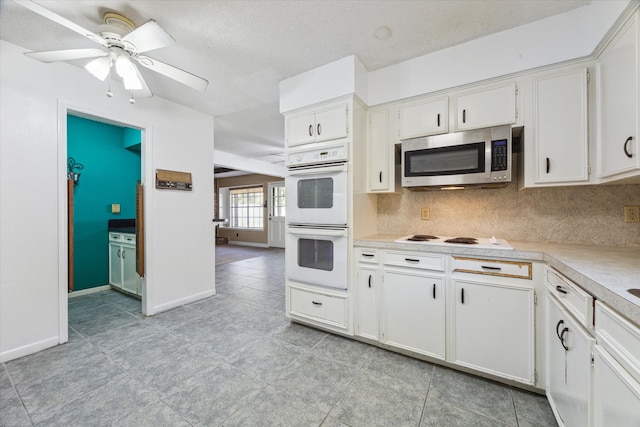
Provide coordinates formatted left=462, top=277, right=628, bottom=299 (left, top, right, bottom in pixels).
left=285, top=141, right=349, bottom=290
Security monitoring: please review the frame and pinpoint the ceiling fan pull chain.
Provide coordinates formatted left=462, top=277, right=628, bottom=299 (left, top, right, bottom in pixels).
left=106, top=69, right=113, bottom=98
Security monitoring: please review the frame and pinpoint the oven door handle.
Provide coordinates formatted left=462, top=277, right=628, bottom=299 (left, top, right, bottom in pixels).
left=287, top=163, right=348, bottom=176
left=288, top=227, right=348, bottom=237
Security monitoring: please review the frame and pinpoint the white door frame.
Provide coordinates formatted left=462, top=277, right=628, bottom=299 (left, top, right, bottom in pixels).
left=57, top=101, right=151, bottom=343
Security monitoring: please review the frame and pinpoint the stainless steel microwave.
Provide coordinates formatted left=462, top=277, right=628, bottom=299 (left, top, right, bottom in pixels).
left=401, top=125, right=512, bottom=189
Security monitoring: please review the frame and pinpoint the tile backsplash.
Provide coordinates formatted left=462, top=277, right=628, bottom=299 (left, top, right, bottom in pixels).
left=376, top=183, right=640, bottom=246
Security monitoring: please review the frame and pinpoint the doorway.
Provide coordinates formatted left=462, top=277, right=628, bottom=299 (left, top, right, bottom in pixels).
left=267, top=181, right=286, bottom=248
left=58, top=103, right=148, bottom=344
left=66, top=114, right=142, bottom=296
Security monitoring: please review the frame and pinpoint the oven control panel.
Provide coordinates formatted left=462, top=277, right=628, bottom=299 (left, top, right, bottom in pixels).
left=287, top=143, right=348, bottom=167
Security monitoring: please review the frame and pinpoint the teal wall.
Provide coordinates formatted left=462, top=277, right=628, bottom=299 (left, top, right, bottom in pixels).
left=67, top=115, right=141, bottom=291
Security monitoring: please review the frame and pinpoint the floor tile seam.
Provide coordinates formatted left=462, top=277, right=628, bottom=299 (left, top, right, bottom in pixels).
left=424, top=394, right=514, bottom=426
left=2, top=363, right=35, bottom=426
left=255, top=384, right=331, bottom=424
left=215, top=383, right=273, bottom=427
left=322, top=371, right=359, bottom=424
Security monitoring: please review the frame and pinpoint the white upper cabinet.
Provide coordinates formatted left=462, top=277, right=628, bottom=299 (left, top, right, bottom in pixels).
left=286, top=102, right=348, bottom=147
left=596, top=10, right=640, bottom=181
left=399, top=97, right=448, bottom=139
left=366, top=106, right=401, bottom=193
left=531, top=67, right=590, bottom=186
left=455, top=82, right=517, bottom=131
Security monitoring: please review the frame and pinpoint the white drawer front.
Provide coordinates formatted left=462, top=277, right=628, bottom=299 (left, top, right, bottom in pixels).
left=596, top=301, right=640, bottom=382
left=122, top=234, right=135, bottom=245
left=289, top=286, right=347, bottom=329
left=546, top=268, right=594, bottom=329
left=452, top=257, right=531, bottom=279
left=357, top=248, right=378, bottom=264
left=109, top=233, right=124, bottom=242
left=383, top=251, right=446, bottom=271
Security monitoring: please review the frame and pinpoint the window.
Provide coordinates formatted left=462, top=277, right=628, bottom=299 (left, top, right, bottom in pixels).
left=228, top=186, right=264, bottom=229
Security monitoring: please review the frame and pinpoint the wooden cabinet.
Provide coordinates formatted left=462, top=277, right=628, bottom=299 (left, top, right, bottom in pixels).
left=455, top=82, right=517, bottom=131
left=286, top=102, right=348, bottom=147
left=593, top=301, right=640, bottom=427
left=450, top=257, right=535, bottom=384
left=596, top=11, right=640, bottom=181
left=399, top=97, right=448, bottom=139
left=382, top=269, right=445, bottom=359
left=108, top=232, right=138, bottom=295
left=546, top=293, right=595, bottom=427
left=355, top=249, right=379, bottom=340
left=366, top=106, right=401, bottom=193
left=532, top=67, right=590, bottom=186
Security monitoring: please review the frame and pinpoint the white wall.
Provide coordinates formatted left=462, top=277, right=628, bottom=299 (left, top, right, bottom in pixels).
left=0, top=40, right=215, bottom=362
left=367, top=0, right=631, bottom=106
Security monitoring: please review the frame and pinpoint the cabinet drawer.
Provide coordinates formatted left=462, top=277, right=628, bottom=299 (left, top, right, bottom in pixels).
left=357, top=248, right=378, bottom=264
left=109, top=233, right=124, bottom=242
left=122, top=234, right=135, bottom=245
left=383, top=251, right=446, bottom=271
left=595, top=301, right=640, bottom=382
left=289, top=286, right=347, bottom=329
left=452, top=257, right=531, bottom=279
left=546, top=268, right=594, bottom=329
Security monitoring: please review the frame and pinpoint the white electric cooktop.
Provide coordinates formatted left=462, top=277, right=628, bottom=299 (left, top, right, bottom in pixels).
left=395, top=235, right=514, bottom=250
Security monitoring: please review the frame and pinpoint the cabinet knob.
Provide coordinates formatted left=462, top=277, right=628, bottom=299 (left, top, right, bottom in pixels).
left=624, top=136, right=633, bottom=158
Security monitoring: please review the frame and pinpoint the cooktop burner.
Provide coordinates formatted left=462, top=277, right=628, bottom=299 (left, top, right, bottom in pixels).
left=395, top=235, right=514, bottom=250
left=444, top=237, right=478, bottom=244
left=406, top=235, right=438, bottom=241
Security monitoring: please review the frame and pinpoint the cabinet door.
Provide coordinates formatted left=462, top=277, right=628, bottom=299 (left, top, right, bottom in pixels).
left=382, top=270, right=445, bottom=359
left=121, top=245, right=137, bottom=294
left=399, top=97, right=448, bottom=139
left=593, top=345, right=640, bottom=427
left=287, top=111, right=316, bottom=147
left=315, top=103, right=348, bottom=143
left=546, top=294, right=594, bottom=427
left=367, top=109, right=390, bottom=191
left=596, top=12, right=640, bottom=179
left=534, top=68, right=589, bottom=184
left=109, top=243, right=122, bottom=289
left=451, top=279, right=533, bottom=383
left=355, top=265, right=379, bottom=340
left=456, top=83, right=516, bottom=131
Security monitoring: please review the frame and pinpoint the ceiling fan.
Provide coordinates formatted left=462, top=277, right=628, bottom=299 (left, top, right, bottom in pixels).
left=15, top=0, right=209, bottom=101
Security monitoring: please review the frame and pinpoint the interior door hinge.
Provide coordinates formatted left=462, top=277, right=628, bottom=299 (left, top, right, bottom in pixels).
left=591, top=353, right=595, bottom=365
left=534, top=292, right=538, bottom=305
left=515, top=107, right=519, bottom=120
left=534, top=370, right=538, bottom=384
left=588, top=164, right=592, bottom=175
left=587, top=70, right=591, bottom=84
left=515, top=82, right=519, bottom=95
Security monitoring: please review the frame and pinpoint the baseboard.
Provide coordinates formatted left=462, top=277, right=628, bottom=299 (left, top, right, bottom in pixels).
left=68, top=285, right=111, bottom=298
left=228, top=241, right=268, bottom=248
left=0, top=336, right=60, bottom=363
left=148, top=289, right=216, bottom=315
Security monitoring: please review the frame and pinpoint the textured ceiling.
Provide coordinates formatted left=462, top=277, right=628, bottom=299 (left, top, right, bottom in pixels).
left=0, top=0, right=592, bottom=170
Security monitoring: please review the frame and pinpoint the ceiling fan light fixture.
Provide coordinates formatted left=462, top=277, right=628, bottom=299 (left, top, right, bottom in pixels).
left=85, top=56, right=110, bottom=81
left=115, top=55, right=142, bottom=90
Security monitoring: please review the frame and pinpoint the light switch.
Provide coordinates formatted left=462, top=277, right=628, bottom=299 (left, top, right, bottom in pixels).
left=111, top=204, right=121, bottom=214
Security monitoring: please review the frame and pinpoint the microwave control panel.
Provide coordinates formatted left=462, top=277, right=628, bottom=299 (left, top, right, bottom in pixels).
left=490, top=139, right=508, bottom=172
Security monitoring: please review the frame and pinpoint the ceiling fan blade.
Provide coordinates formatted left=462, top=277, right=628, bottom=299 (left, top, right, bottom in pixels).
left=14, top=1, right=107, bottom=47
left=135, top=56, right=208, bottom=92
left=25, top=48, right=107, bottom=63
left=122, top=20, right=175, bottom=54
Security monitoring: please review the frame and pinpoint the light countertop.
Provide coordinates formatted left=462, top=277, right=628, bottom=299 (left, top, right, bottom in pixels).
left=354, top=235, right=640, bottom=326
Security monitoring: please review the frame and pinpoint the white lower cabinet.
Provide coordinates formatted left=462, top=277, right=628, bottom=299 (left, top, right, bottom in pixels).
left=381, top=269, right=445, bottom=359
left=109, top=232, right=139, bottom=295
left=355, top=248, right=380, bottom=340
left=450, top=278, right=535, bottom=383
left=546, top=293, right=595, bottom=427
left=287, top=282, right=350, bottom=334
left=593, top=301, right=640, bottom=427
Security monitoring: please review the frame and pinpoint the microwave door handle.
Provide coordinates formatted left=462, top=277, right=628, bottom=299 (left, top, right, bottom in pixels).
left=287, top=164, right=347, bottom=176
left=288, top=227, right=348, bottom=237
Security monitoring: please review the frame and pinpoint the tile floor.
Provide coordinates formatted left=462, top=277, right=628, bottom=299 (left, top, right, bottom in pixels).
left=1, top=248, right=557, bottom=426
